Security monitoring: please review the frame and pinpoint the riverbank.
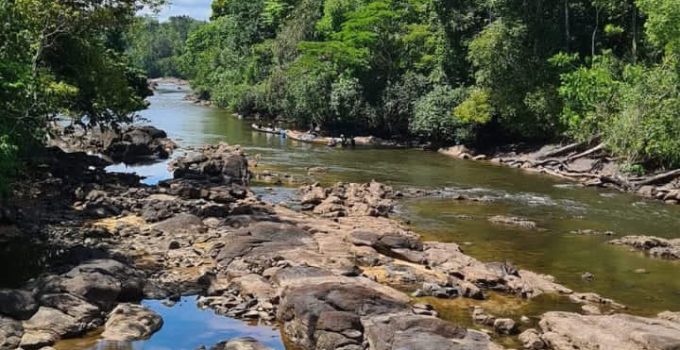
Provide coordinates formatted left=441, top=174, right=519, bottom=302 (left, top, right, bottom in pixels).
left=3, top=135, right=680, bottom=350
left=440, top=143, right=680, bottom=206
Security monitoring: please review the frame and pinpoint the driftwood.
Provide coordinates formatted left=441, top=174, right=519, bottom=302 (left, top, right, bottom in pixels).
left=567, top=142, right=606, bottom=162
left=631, top=169, right=680, bottom=187
left=539, top=141, right=587, bottom=159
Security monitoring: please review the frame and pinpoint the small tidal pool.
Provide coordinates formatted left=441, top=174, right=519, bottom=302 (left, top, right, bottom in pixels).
left=54, top=297, right=286, bottom=350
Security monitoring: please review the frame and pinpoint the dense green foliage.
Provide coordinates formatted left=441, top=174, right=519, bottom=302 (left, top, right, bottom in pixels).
left=174, top=0, right=680, bottom=168
left=126, top=16, right=203, bottom=78
left=0, top=0, right=158, bottom=194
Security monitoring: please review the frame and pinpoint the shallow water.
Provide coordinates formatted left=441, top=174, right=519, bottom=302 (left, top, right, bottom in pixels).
left=54, top=297, right=285, bottom=350
left=115, top=88, right=680, bottom=319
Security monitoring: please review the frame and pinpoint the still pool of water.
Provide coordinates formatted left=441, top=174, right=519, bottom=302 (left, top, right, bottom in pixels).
left=54, top=297, right=285, bottom=350
left=112, top=87, right=680, bottom=319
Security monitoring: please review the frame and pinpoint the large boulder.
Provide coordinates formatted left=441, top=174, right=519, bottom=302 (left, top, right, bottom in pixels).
left=106, top=126, right=176, bottom=163
left=57, top=259, right=146, bottom=308
left=278, top=282, right=409, bottom=350
left=101, top=303, right=163, bottom=341
left=170, top=143, right=250, bottom=185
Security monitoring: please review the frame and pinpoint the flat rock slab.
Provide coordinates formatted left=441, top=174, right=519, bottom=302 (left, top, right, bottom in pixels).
left=532, top=311, right=680, bottom=350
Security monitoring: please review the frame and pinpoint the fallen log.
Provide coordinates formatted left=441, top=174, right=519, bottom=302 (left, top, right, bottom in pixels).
left=631, top=169, right=680, bottom=188
left=567, top=142, right=606, bottom=162
left=539, top=141, right=587, bottom=159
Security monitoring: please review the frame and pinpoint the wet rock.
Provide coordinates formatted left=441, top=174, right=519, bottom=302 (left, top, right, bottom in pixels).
left=533, top=311, right=680, bottom=350
left=568, top=292, right=625, bottom=310
left=488, top=215, right=537, bottom=230
left=209, top=337, right=273, bottom=350
left=0, top=289, right=37, bottom=320
left=569, top=229, right=615, bottom=236
left=0, top=316, right=23, bottom=350
left=610, top=235, right=680, bottom=260
left=101, top=303, right=163, bottom=341
left=581, top=272, right=594, bottom=281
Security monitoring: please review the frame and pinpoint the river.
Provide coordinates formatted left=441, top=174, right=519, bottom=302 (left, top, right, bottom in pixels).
left=105, top=84, right=680, bottom=342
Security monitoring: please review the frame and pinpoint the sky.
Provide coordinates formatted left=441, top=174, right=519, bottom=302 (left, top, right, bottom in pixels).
left=141, top=0, right=212, bottom=21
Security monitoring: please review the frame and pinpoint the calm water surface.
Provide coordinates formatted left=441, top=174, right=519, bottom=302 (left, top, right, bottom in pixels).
left=55, top=297, right=285, bottom=350
left=115, top=86, right=680, bottom=322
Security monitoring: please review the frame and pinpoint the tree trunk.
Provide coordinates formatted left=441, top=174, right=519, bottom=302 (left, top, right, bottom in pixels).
left=631, top=3, right=638, bottom=61
left=592, top=6, right=600, bottom=57
left=564, top=0, right=570, bottom=51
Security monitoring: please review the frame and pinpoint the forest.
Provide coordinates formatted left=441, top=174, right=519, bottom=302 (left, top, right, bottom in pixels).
left=2, top=0, right=680, bottom=193
left=127, top=0, right=680, bottom=174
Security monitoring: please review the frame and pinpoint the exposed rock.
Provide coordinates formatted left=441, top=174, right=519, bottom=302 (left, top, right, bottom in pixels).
left=53, top=125, right=176, bottom=163
left=493, top=318, right=516, bottom=335
left=0, top=289, right=37, bottom=320
left=170, top=143, right=250, bottom=185
left=533, top=311, right=680, bottom=350
left=23, top=306, right=85, bottom=342
left=569, top=229, right=615, bottom=236
left=58, top=259, right=146, bottom=308
left=610, top=235, right=680, bottom=260
left=488, top=216, right=537, bottom=230
left=363, top=314, right=504, bottom=350
left=101, top=303, right=163, bottom=341
left=518, top=329, right=545, bottom=349
left=580, top=272, right=594, bottom=281
left=439, top=145, right=473, bottom=159
left=153, top=213, right=207, bottom=235
left=300, top=182, right=395, bottom=217
left=0, top=316, right=23, bottom=350
left=38, top=293, right=102, bottom=326
left=209, top=337, right=274, bottom=350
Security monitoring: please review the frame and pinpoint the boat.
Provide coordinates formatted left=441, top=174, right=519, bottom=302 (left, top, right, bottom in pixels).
left=286, top=130, right=337, bottom=146
left=251, top=123, right=285, bottom=135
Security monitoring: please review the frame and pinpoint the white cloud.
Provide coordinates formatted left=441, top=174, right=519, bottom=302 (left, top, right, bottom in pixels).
left=140, top=0, right=212, bottom=21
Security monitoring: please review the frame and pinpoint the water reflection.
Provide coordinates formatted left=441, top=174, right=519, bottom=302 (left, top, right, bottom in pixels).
left=55, top=297, right=285, bottom=350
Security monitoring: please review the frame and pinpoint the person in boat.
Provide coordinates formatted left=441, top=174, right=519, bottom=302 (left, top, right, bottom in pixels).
left=350, top=135, right=356, bottom=148
left=340, top=134, right=348, bottom=147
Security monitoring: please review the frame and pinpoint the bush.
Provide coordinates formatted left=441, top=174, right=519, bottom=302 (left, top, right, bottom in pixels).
left=410, top=86, right=472, bottom=147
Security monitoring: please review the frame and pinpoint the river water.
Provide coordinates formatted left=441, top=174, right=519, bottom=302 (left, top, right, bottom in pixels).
left=101, top=85, right=680, bottom=346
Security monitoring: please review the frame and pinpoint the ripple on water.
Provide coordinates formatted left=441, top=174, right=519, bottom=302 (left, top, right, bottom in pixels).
left=54, top=297, right=286, bottom=350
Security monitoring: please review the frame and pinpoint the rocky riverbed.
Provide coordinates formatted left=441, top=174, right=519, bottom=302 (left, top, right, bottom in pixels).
left=2, top=137, right=680, bottom=350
